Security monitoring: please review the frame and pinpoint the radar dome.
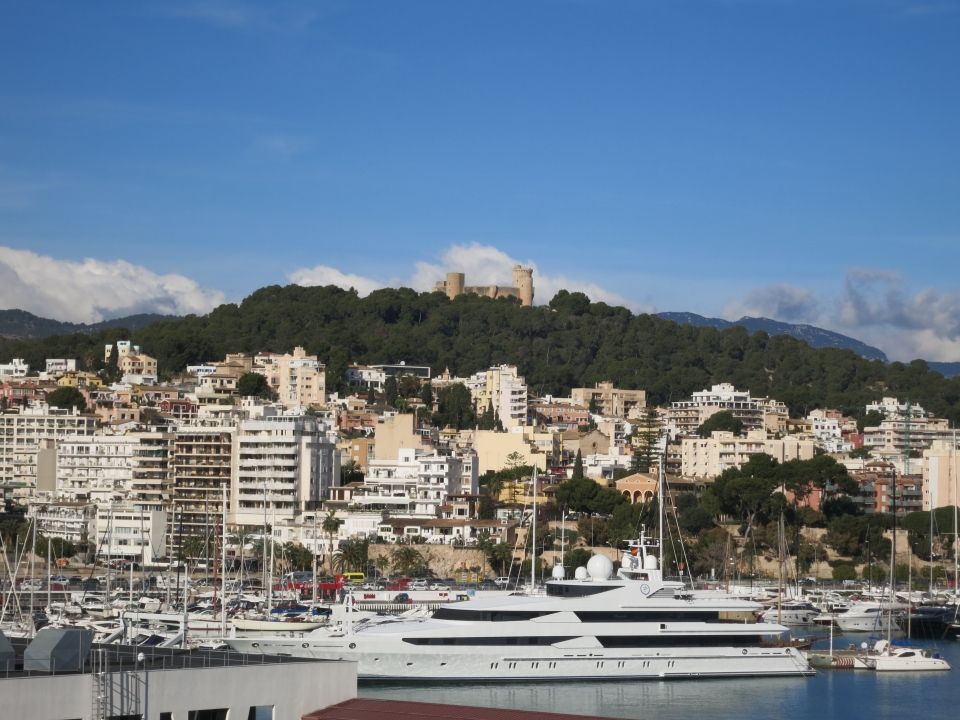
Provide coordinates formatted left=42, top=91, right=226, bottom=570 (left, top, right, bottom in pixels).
left=586, top=554, right=614, bottom=580
left=574, top=566, right=589, bottom=580
left=551, top=565, right=566, bottom=580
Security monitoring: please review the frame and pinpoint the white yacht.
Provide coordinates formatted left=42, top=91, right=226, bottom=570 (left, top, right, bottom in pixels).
left=759, top=600, right=820, bottom=626
left=832, top=601, right=907, bottom=633
left=226, top=531, right=813, bottom=681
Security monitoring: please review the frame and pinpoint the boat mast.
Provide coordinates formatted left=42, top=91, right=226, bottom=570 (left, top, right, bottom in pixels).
left=220, top=483, right=228, bottom=638
left=530, top=466, right=537, bottom=591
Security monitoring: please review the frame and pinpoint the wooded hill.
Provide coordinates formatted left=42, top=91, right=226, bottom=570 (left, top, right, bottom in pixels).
left=2, top=284, right=959, bottom=423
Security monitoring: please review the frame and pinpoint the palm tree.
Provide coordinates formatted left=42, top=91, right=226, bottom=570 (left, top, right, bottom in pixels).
left=374, top=554, right=390, bottom=581
left=321, top=510, right=343, bottom=575
left=390, top=545, right=426, bottom=577
left=339, top=538, right=369, bottom=573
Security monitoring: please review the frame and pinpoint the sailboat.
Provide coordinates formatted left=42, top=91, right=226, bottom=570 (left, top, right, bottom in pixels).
left=858, top=467, right=951, bottom=672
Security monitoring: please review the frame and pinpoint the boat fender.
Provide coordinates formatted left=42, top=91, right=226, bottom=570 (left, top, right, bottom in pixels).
left=742, top=649, right=748, bottom=655
left=252, top=643, right=259, bottom=648
left=349, top=642, right=357, bottom=649
left=302, top=643, right=310, bottom=648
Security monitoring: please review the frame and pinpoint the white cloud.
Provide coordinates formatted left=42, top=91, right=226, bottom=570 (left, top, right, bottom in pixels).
left=0, top=246, right=226, bottom=324
left=723, top=284, right=820, bottom=323
left=724, top=270, right=960, bottom=362
left=287, top=264, right=383, bottom=297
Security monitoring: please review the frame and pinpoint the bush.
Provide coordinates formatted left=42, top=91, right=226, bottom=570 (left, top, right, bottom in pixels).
left=832, top=564, right=857, bottom=581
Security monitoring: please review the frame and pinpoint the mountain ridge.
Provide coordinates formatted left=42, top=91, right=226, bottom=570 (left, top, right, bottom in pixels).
left=0, top=309, right=175, bottom=339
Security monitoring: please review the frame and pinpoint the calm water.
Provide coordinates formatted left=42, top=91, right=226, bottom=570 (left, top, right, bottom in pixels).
left=359, top=634, right=960, bottom=720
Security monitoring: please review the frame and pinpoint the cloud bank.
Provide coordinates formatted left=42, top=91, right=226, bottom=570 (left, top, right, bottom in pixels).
left=0, top=246, right=226, bottom=324
left=724, top=269, right=960, bottom=362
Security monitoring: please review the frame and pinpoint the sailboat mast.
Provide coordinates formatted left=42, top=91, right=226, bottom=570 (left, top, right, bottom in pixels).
left=220, top=484, right=228, bottom=638
left=530, top=466, right=537, bottom=591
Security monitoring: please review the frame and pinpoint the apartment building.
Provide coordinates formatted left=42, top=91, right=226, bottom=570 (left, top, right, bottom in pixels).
left=923, top=440, right=960, bottom=511
left=680, top=429, right=815, bottom=479
left=462, top=364, right=528, bottom=429
left=571, top=382, right=646, bottom=419
left=0, top=404, right=96, bottom=502
left=170, top=421, right=236, bottom=556
left=255, top=346, right=326, bottom=409
left=119, top=352, right=158, bottom=385
left=862, top=414, right=951, bottom=460
left=357, top=448, right=462, bottom=517
left=27, top=499, right=96, bottom=549
left=0, top=358, right=29, bottom=379
left=94, top=505, right=167, bottom=564
left=232, top=414, right=338, bottom=528
left=806, top=409, right=852, bottom=453
left=667, top=383, right=788, bottom=436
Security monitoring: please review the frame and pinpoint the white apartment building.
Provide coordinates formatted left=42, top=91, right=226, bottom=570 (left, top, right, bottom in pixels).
left=94, top=505, right=167, bottom=564
left=0, top=404, right=96, bottom=501
left=254, top=346, right=326, bottom=409
left=27, top=499, right=96, bottom=549
left=464, top=364, right=528, bottom=429
left=667, top=383, right=788, bottom=436
left=358, top=448, right=462, bottom=517
left=866, top=397, right=928, bottom=419
left=0, top=358, right=29, bottom=379
left=345, top=364, right=387, bottom=390
left=680, top=429, right=815, bottom=479
left=232, top=413, right=339, bottom=529
left=44, top=359, right=76, bottom=377
left=806, top=410, right=851, bottom=453
left=54, top=431, right=174, bottom=511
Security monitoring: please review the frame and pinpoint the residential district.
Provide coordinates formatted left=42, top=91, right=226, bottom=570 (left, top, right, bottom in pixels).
left=0, top=342, right=956, bottom=581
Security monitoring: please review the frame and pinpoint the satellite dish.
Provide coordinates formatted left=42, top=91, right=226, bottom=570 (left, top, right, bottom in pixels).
left=860, top=642, right=868, bottom=650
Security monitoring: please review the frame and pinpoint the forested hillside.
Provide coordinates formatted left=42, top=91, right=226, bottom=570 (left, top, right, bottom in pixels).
left=2, top=284, right=959, bottom=422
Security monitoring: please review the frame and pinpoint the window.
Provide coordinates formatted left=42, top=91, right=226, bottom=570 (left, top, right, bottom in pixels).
left=248, top=707, right=274, bottom=720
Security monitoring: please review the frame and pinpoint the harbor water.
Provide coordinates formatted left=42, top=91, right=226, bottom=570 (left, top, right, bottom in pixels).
left=360, top=634, right=960, bottom=720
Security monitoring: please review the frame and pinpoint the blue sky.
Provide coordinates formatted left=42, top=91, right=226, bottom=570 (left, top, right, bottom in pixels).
left=1, top=0, right=958, bottom=361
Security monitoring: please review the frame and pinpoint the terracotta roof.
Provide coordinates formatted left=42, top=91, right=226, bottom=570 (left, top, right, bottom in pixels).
left=303, top=698, right=612, bottom=720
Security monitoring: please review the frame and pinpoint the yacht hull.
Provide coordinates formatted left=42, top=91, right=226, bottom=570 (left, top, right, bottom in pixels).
left=227, top=636, right=813, bottom=680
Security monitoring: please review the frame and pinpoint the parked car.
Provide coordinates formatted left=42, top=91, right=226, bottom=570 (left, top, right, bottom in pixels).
left=493, top=577, right=510, bottom=587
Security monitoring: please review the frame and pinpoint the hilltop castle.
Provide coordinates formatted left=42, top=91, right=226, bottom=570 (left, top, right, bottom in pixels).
left=434, top=265, right=534, bottom=307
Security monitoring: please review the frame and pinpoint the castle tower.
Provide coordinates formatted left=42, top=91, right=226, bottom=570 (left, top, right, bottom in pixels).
left=445, top=272, right=465, bottom=301
left=512, top=265, right=534, bottom=307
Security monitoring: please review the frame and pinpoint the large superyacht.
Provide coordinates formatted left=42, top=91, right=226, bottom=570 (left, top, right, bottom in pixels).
left=226, top=528, right=813, bottom=681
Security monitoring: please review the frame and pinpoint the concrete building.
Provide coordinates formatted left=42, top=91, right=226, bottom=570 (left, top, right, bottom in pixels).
left=434, top=265, right=534, bottom=307
left=255, top=346, right=326, bottom=409
left=119, top=352, right=158, bottom=385
left=862, top=413, right=951, bottom=461
left=571, top=382, right=646, bottom=419
left=806, top=410, right=852, bottom=453
left=680, top=429, right=815, bottom=479
left=470, top=428, right=550, bottom=474
left=360, top=448, right=462, bottom=517
left=232, top=413, right=339, bottom=528
left=171, top=421, right=236, bottom=557
left=0, top=358, right=29, bottom=379
left=0, top=404, right=96, bottom=502
left=667, top=383, right=788, bottom=437
left=923, top=440, right=960, bottom=511
left=94, top=505, right=167, bottom=564
left=464, top=364, right=529, bottom=429
left=43, top=358, right=76, bottom=377
left=0, top=636, right=356, bottom=720
left=51, top=431, right=174, bottom=512
left=27, top=499, right=96, bottom=550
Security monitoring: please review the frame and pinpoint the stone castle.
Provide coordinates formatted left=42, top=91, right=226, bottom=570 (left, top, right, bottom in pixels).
left=434, top=265, right=534, bottom=307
